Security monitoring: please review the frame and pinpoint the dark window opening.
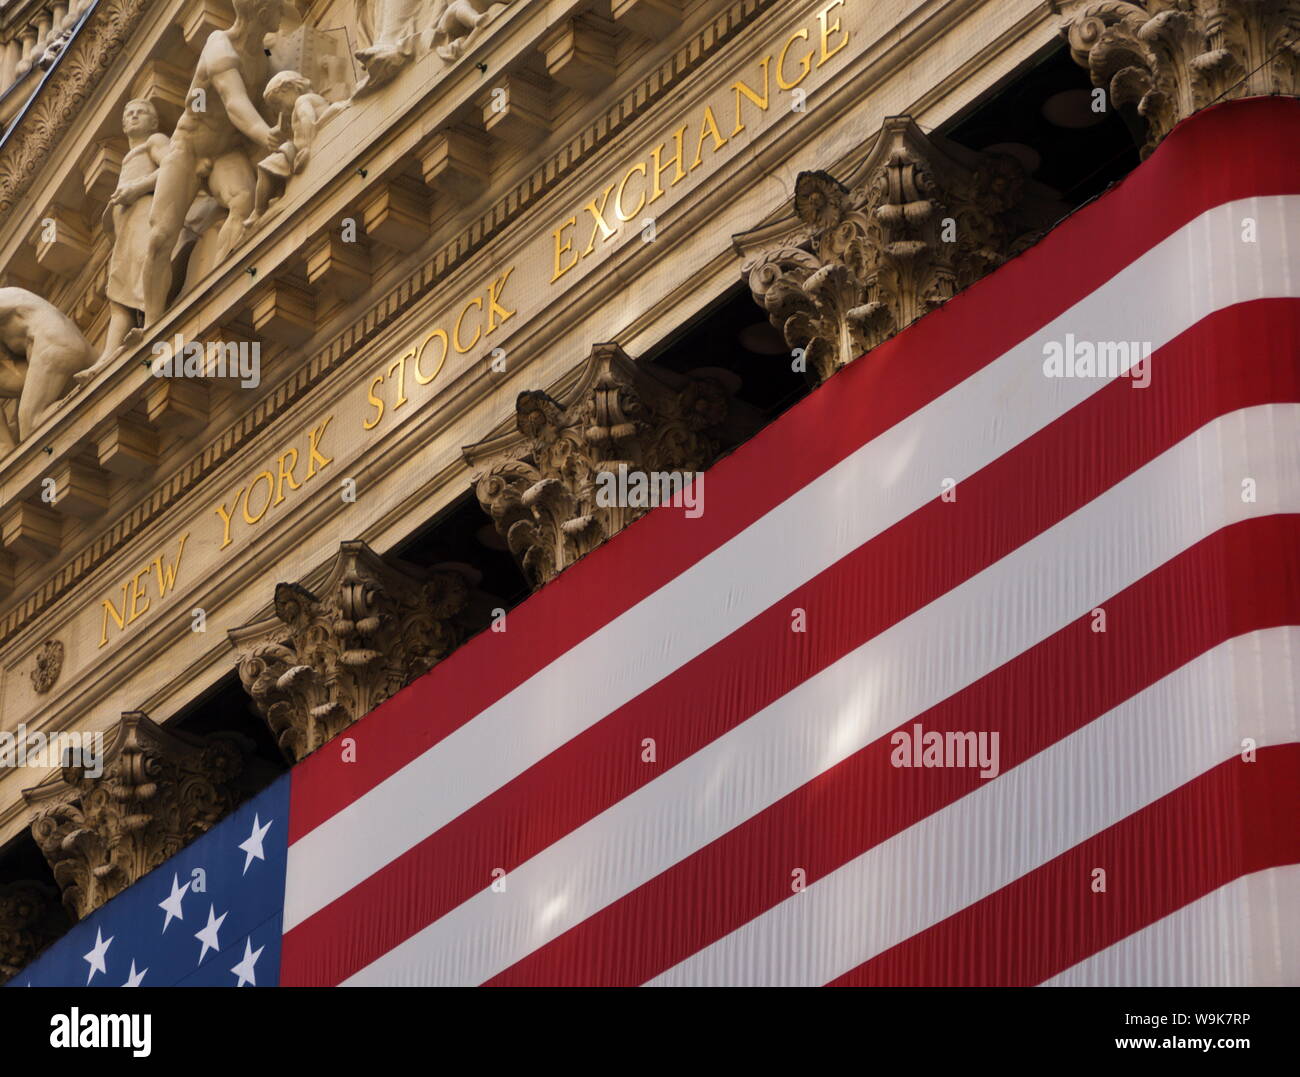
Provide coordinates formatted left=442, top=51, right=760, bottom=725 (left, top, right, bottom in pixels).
left=0, top=829, right=58, bottom=890
left=166, top=671, right=288, bottom=782
left=646, top=283, right=812, bottom=424
left=939, top=43, right=1142, bottom=212
left=394, top=489, right=531, bottom=621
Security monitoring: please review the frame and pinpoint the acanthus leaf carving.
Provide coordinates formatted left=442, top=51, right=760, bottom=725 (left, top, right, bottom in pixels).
left=469, top=344, right=753, bottom=589
left=0, top=880, right=70, bottom=982
left=736, top=117, right=1060, bottom=383
left=21, top=712, right=266, bottom=922
left=1060, top=0, right=1300, bottom=157
left=229, top=540, right=477, bottom=762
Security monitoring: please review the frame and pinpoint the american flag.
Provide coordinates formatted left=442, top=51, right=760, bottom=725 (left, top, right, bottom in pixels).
left=12, top=778, right=288, bottom=987
left=13, top=96, right=1300, bottom=988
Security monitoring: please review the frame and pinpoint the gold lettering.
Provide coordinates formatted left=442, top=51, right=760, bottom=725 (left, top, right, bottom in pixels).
left=615, top=163, right=648, bottom=222
left=582, top=185, right=618, bottom=256
left=387, top=349, right=413, bottom=410
left=152, top=533, right=188, bottom=598
left=99, top=581, right=129, bottom=647
left=415, top=329, right=449, bottom=385
left=274, top=448, right=301, bottom=505
left=777, top=28, right=813, bottom=89
left=307, top=416, right=334, bottom=477
left=242, top=471, right=275, bottom=525
left=363, top=375, right=385, bottom=430
left=551, top=217, right=579, bottom=283
left=731, top=56, right=772, bottom=136
left=691, top=106, right=728, bottom=170
left=454, top=297, right=483, bottom=353
left=214, top=494, right=241, bottom=551
left=818, top=0, right=849, bottom=66
left=126, top=564, right=152, bottom=624
left=649, top=126, right=688, bottom=203
left=487, top=266, right=516, bottom=334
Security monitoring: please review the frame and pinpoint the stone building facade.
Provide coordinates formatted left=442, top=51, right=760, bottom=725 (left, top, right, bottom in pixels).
left=0, top=0, right=1295, bottom=978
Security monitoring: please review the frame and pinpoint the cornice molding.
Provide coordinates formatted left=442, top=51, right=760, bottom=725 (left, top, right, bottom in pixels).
left=0, top=0, right=147, bottom=217
left=0, top=0, right=780, bottom=648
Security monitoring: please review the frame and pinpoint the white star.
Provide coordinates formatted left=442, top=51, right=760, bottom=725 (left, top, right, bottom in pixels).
left=83, top=927, right=112, bottom=985
left=238, top=813, right=273, bottom=875
left=230, top=938, right=265, bottom=987
left=194, top=905, right=227, bottom=964
left=122, top=960, right=147, bottom=987
left=158, top=873, right=190, bottom=933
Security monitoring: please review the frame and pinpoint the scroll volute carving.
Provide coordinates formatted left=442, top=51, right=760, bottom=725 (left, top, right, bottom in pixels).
left=0, top=880, right=69, bottom=982
left=22, top=712, right=264, bottom=922
left=736, top=117, right=1060, bottom=383
left=469, top=344, right=753, bottom=589
left=230, top=541, right=478, bottom=762
left=1061, top=0, right=1300, bottom=158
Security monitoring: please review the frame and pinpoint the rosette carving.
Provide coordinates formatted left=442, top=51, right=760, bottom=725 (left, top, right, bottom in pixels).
left=229, top=541, right=475, bottom=761
left=21, top=713, right=263, bottom=921
left=469, top=343, right=750, bottom=588
left=737, top=118, right=1055, bottom=383
left=1060, top=0, right=1300, bottom=157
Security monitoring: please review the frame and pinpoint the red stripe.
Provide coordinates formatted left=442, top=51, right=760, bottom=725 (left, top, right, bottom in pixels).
left=485, top=516, right=1300, bottom=986
left=287, top=96, right=1300, bottom=843
left=281, top=299, right=1300, bottom=985
left=828, top=745, right=1300, bottom=986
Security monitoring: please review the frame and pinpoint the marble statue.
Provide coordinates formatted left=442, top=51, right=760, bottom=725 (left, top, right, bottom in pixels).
left=0, top=289, right=97, bottom=450
left=98, top=99, right=169, bottom=365
left=247, top=70, right=349, bottom=225
left=432, top=0, right=512, bottom=62
left=353, top=0, right=430, bottom=94
left=140, top=0, right=284, bottom=326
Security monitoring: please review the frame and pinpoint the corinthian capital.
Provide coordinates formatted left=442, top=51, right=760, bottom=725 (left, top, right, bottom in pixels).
left=22, top=713, right=264, bottom=921
left=467, top=343, right=753, bottom=588
left=1061, top=0, right=1300, bottom=156
left=0, top=880, right=69, bottom=981
left=229, top=541, right=476, bottom=762
left=735, top=118, right=1058, bottom=383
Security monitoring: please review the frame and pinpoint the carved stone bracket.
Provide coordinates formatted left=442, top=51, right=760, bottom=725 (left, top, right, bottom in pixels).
left=734, top=117, right=1064, bottom=383
left=229, top=541, right=478, bottom=762
left=0, top=880, right=69, bottom=982
left=22, top=712, right=265, bottom=922
left=1061, top=0, right=1300, bottom=158
left=466, top=343, right=756, bottom=589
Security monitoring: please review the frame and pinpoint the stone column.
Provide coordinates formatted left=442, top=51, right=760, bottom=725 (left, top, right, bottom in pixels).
left=734, top=117, right=1062, bottom=383
left=22, top=712, right=268, bottom=921
left=230, top=542, right=482, bottom=763
left=468, top=343, right=756, bottom=589
left=0, top=880, right=68, bottom=982
left=1060, top=0, right=1300, bottom=158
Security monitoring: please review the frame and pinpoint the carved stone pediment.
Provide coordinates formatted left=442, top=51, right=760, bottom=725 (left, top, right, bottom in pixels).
left=229, top=541, right=478, bottom=762
left=22, top=712, right=266, bottom=921
left=466, top=343, right=757, bottom=589
left=734, top=117, right=1063, bottom=383
left=0, top=879, right=69, bottom=981
left=1061, top=0, right=1300, bottom=158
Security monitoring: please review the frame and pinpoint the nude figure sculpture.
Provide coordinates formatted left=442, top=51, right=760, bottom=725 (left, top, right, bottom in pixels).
left=0, top=289, right=97, bottom=451
left=247, top=70, right=349, bottom=225
left=140, top=0, right=284, bottom=326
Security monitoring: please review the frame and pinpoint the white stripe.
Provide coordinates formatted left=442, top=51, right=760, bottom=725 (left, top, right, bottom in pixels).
left=286, top=194, right=1300, bottom=932
left=1042, top=866, right=1300, bottom=987
left=347, top=407, right=1300, bottom=984
left=650, top=629, right=1300, bottom=986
